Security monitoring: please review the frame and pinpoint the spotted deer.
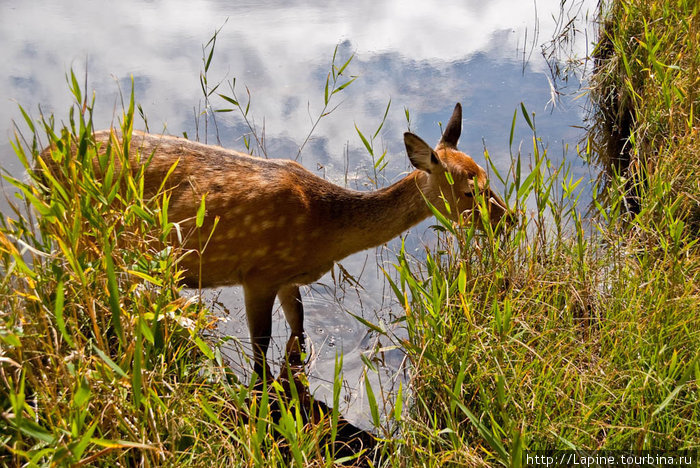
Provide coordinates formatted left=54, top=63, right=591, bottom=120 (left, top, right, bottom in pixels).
left=45, top=103, right=509, bottom=377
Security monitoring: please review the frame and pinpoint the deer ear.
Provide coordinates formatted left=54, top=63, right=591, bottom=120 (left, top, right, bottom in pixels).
left=438, top=103, right=462, bottom=148
left=404, top=132, right=441, bottom=173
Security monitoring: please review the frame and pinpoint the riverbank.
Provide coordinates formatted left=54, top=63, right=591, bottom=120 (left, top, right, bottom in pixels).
left=383, top=0, right=699, bottom=464
left=1, top=1, right=698, bottom=465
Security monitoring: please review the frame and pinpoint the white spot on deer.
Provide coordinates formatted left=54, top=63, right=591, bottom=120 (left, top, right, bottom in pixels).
left=255, top=220, right=271, bottom=231
left=253, top=246, right=269, bottom=258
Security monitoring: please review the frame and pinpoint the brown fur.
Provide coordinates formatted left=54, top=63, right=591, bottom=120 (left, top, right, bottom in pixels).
left=39, top=103, right=509, bottom=376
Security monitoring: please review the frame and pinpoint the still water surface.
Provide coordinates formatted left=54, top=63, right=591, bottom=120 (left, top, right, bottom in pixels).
left=1, top=0, right=597, bottom=427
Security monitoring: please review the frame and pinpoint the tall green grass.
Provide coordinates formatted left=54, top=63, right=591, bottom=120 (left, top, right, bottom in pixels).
left=2, top=1, right=698, bottom=464
left=0, top=77, right=362, bottom=467
left=375, top=0, right=700, bottom=465
left=590, top=0, right=699, bottom=227
left=380, top=119, right=698, bottom=465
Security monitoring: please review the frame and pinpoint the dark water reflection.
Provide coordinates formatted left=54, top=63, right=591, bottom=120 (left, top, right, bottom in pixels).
left=1, top=0, right=597, bottom=428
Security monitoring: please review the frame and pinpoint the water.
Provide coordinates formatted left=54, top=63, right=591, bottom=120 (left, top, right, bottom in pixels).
left=0, top=0, right=597, bottom=428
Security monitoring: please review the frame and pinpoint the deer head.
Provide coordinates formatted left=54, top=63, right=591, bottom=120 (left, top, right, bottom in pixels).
left=404, top=103, right=510, bottom=227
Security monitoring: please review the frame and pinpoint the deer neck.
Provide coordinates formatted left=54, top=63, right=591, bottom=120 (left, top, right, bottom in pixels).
left=330, top=170, right=434, bottom=256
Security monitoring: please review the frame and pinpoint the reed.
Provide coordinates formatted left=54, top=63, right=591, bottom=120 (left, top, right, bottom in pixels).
left=2, top=2, right=698, bottom=463
left=0, top=78, right=355, bottom=466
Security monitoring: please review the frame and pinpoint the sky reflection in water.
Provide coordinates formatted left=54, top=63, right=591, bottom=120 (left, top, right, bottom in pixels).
left=0, top=0, right=597, bottom=427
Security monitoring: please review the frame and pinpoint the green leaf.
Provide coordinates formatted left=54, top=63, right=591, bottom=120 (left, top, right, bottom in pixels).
left=364, top=374, right=380, bottom=428
left=17, top=419, right=54, bottom=444
left=520, top=102, right=534, bottom=131
left=347, top=311, right=384, bottom=334
left=91, top=343, right=128, bottom=379
left=205, top=37, right=216, bottom=72
left=382, top=267, right=407, bottom=307
left=18, top=104, right=36, bottom=134
left=54, top=282, right=75, bottom=348
left=198, top=398, right=237, bottom=440
left=394, top=382, right=403, bottom=421
left=374, top=150, right=387, bottom=170
left=510, top=426, right=524, bottom=468
left=72, top=421, right=98, bottom=460
left=139, top=317, right=154, bottom=344
left=127, top=270, right=163, bottom=286
left=447, top=387, right=508, bottom=463
left=373, top=98, right=391, bottom=139
left=132, top=327, right=142, bottom=408
left=73, top=377, right=90, bottom=408
left=10, top=139, right=31, bottom=172
left=333, top=76, right=357, bottom=93
left=196, top=194, right=207, bottom=228
left=517, top=158, right=542, bottom=200
left=69, top=69, right=82, bottom=106
left=360, top=352, right=377, bottom=373
left=194, top=336, right=215, bottom=360
left=156, top=159, right=180, bottom=195
left=217, top=93, right=240, bottom=107
left=3, top=175, right=51, bottom=216
left=420, top=192, right=457, bottom=235
left=335, top=53, right=354, bottom=77
left=331, top=353, right=343, bottom=446
left=104, top=250, right=124, bottom=344
left=652, top=353, right=698, bottom=417
left=355, top=124, right=373, bottom=156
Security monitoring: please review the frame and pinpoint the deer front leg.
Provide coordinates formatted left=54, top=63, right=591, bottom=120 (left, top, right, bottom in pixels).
left=278, top=284, right=305, bottom=362
left=243, top=284, right=278, bottom=379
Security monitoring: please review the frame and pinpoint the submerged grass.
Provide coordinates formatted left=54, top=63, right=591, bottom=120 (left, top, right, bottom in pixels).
left=2, top=0, right=699, bottom=465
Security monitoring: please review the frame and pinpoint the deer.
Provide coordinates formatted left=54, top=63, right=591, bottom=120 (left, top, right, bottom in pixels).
left=40, top=103, right=510, bottom=378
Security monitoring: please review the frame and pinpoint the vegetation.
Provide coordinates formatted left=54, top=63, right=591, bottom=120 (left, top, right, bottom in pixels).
left=0, top=81, right=364, bottom=466
left=1, top=0, right=698, bottom=466
left=378, top=0, right=698, bottom=465
left=590, top=0, right=699, bottom=225
left=379, top=1, right=699, bottom=465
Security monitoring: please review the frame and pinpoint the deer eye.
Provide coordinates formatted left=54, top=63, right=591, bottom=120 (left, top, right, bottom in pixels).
left=464, top=192, right=473, bottom=198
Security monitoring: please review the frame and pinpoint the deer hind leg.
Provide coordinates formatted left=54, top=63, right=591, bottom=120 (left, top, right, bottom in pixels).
left=278, top=284, right=305, bottom=363
left=243, top=285, right=278, bottom=380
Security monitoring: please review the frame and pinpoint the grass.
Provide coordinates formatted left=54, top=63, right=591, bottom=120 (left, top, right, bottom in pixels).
left=378, top=0, right=699, bottom=464
left=381, top=117, right=699, bottom=465
left=1, top=0, right=699, bottom=466
left=589, top=0, right=699, bottom=225
left=0, top=79, right=361, bottom=467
